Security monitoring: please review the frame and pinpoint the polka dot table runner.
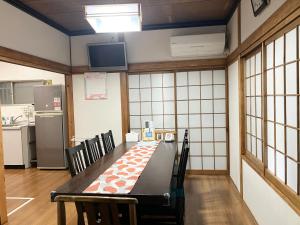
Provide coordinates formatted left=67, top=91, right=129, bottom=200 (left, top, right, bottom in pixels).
left=84, top=141, right=160, bottom=194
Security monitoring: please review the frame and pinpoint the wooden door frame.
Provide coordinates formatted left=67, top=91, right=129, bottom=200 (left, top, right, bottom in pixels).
left=65, top=75, right=75, bottom=147
left=0, top=106, right=7, bottom=224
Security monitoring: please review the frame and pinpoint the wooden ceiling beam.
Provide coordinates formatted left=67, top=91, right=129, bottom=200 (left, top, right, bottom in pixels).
left=71, top=58, right=226, bottom=74
left=0, top=46, right=71, bottom=75
left=142, top=20, right=226, bottom=31
left=127, top=58, right=226, bottom=73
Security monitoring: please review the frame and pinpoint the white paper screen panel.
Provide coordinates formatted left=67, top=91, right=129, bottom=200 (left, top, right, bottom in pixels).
left=275, top=36, right=284, bottom=66
left=268, top=147, right=275, bottom=174
left=287, top=158, right=298, bottom=192
left=285, top=63, right=297, bottom=95
left=176, top=70, right=227, bottom=171
left=285, top=28, right=297, bottom=63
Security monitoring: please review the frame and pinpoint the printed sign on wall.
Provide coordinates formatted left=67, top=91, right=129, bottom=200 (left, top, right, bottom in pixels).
left=84, top=72, right=107, bottom=100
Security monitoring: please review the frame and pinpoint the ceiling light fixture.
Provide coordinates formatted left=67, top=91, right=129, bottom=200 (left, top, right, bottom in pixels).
left=85, top=3, right=142, bottom=33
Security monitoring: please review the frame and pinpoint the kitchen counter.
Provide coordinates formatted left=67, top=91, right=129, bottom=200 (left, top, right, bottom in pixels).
left=2, top=123, right=35, bottom=130
left=2, top=125, right=26, bottom=130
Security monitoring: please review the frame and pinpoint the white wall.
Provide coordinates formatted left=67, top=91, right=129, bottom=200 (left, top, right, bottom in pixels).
left=227, top=8, right=238, bottom=53
left=241, top=0, right=286, bottom=42
left=227, top=0, right=286, bottom=51
left=243, top=160, right=300, bottom=225
left=0, top=1, right=70, bottom=65
left=71, top=26, right=226, bottom=66
left=125, top=26, right=226, bottom=63
left=228, top=60, right=240, bottom=191
left=0, top=61, right=65, bottom=84
left=72, top=73, right=122, bottom=146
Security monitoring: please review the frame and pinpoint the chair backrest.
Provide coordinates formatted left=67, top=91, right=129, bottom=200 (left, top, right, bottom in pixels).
left=184, top=129, right=188, bottom=140
left=55, top=195, right=138, bottom=225
left=180, top=129, right=189, bottom=154
left=85, top=135, right=103, bottom=164
left=177, top=137, right=188, bottom=174
left=101, top=130, right=115, bottom=154
left=177, top=144, right=189, bottom=189
left=175, top=129, right=188, bottom=175
left=65, top=142, right=90, bottom=177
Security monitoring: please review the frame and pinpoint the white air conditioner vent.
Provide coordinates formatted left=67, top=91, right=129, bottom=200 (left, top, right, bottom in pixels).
left=170, top=33, right=225, bottom=57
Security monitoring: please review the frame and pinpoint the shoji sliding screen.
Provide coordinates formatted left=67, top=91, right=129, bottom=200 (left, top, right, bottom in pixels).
left=265, top=27, right=300, bottom=193
left=242, top=25, right=300, bottom=200
left=128, top=72, right=176, bottom=137
left=128, top=70, right=227, bottom=171
left=128, top=69, right=227, bottom=172
left=245, top=51, right=263, bottom=162
left=176, top=70, right=227, bottom=171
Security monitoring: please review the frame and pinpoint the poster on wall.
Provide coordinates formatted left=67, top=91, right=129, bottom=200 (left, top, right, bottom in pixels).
left=84, top=72, right=107, bottom=100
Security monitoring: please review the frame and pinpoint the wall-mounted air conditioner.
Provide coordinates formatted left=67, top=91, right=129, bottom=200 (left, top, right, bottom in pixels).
left=170, top=33, right=225, bottom=57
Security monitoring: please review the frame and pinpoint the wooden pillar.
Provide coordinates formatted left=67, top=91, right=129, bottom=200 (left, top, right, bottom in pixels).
left=0, top=107, right=7, bottom=224
left=65, top=75, right=75, bottom=147
left=120, top=72, right=129, bottom=143
left=238, top=55, right=245, bottom=198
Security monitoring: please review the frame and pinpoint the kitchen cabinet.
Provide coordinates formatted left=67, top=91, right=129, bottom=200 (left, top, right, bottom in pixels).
left=2, top=126, right=34, bottom=168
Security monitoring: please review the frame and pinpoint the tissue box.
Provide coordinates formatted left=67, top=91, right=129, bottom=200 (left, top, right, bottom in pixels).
left=126, top=132, right=139, bottom=142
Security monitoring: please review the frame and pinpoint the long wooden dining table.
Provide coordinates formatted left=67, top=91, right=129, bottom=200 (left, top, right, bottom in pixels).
left=51, top=141, right=177, bottom=206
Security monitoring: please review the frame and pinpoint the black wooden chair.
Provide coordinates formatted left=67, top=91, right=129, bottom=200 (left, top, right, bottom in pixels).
left=65, top=143, right=90, bottom=177
left=177, top=144, right=189, bottom=190
left=65, top=143, right=92, bottom=225
left=139, top=144, right=190, bottom=225
left=54, top=195, right=138, bottom=225
left=101, top=130, right=115, bottom=154
left=85, top=135, right=104, bottom=164
left=174, top=129, right=189, bottom=177
left=174, top=137, right=188, bottom=176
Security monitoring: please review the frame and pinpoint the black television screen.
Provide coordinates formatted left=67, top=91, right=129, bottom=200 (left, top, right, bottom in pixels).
left=87, top=42, right=128, bottom=71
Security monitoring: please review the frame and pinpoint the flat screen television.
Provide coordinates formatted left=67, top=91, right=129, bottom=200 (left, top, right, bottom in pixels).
left=87, top=42, right=128, bottom=71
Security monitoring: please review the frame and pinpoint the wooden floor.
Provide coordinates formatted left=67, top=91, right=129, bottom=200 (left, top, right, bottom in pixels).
left=3, top=169, right=256, bottom=225
left=185, top=175, right=256, bottom=225
left=6, top=198, right=30, bottom=214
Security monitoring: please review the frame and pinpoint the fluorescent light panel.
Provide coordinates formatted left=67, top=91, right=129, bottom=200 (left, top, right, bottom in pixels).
left=85, top=4, right=141, bottom=33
